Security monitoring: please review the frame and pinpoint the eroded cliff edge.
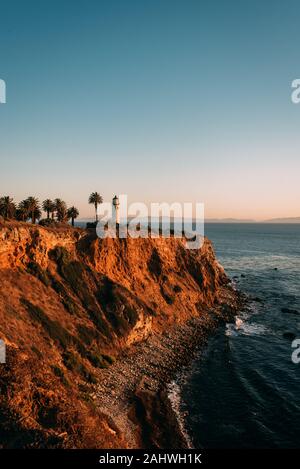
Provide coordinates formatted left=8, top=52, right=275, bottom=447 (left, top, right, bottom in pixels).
left=0, top=222, right=241, bottom=448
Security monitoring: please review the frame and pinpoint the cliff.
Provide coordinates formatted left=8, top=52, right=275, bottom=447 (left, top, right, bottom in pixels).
left=0, top=221, right=237, bottom=448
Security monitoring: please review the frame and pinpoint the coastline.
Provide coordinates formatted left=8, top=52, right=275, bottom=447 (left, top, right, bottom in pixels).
left=93, top=286, right=246, bottom=448
left=0, top=222, right=242, bottom=448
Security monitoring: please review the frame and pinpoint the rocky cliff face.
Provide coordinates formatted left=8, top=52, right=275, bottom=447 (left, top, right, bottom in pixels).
left=0, top=221, right=233, bottom=448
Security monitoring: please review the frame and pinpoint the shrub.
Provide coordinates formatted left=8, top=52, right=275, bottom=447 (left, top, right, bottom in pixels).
left=27, top=262, right=51, bottom=287
left=96, top=278, right=116, bottom=307
left=39, top=218, right=58, bottom=227
left=97, top=281, right=140, bottom=333
left=31, top=345, right=43, bottom=359
left=87, top=309, right=111, bottom=338
left=21, top=298, right=73, bottom=350
left=51, top=365, right=69, bottom=386
left=123, top=307, right=138, bottom=326
left=164, top=294, right=174, bottom=305
left=86, top=353, right=109, bottom=369
left=107, top=310, right=128, bottom=334
left=61, top=297, right=78, bottom=315
left=77, top=325, right=98, bottom=346
left=50, top=247, right=99, bottom=313
left=51, top=248, right=84, bottom=293
left=101, top=354, right=115, bottom=365
left=147, top=248, right=162, bottom=278
left=49, top=272, right=81, bottom=316
left=22, top=298, right=88, bottom=357
left=62, top=350, right=79, bottom=371
left=159, top=287, right=175, bottom=305
left=61, top=350, right=97, bottom=383
left=49, top=276, right=67, bottom=296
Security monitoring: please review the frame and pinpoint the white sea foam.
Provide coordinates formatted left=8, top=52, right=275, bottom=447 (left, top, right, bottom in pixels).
left=167, top=380, right=194, bottom=449
left=226, top=314, right=268, bottom=337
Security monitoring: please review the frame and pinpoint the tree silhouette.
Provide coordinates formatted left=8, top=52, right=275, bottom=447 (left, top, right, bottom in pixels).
left=54, top=198, right=68, bottom=222
left=24, top=197, right=40, bottom=224
left=67, top=206, right=79, bottom=227
left=16, top=200, right=29, bottom=221
left=88, top=192, right=103, bottom=222
left=0, top=196, right=16, bottom=219
left=42, top=199, right=55, bottom=219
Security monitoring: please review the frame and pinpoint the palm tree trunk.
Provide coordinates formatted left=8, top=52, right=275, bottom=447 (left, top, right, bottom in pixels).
left=72, top=217, right=75, bottom=227
left=95, top=203, right=98, bottom=222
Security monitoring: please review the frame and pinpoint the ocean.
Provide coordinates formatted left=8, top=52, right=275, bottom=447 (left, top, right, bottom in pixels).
left=174, top=223, right=300, bottom=448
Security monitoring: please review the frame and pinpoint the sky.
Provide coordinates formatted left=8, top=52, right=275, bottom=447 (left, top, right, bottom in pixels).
left=0, top=0, right=300, bottom=220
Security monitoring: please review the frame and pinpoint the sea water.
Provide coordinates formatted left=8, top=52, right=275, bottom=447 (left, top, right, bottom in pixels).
left=176, top=223, right=300, bottom=448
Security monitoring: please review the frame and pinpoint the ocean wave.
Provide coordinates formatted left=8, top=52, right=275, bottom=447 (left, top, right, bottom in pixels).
left=167, top=380, right=194, bottom=449
left=226, top=315, right=269, bottom=337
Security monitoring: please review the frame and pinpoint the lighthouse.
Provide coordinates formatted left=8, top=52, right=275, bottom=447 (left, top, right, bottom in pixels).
left=112, top=195, right=120, bottom=226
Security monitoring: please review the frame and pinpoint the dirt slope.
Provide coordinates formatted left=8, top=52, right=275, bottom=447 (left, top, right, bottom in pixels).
left=0, top=221, right=233, bottom=448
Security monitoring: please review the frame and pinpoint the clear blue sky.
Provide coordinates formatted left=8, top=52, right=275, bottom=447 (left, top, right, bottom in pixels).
left=0, top=0, right=300, bottom=219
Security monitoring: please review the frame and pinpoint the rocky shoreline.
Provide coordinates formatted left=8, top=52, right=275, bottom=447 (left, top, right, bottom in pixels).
left=0, top=223, right=245, bottom=448
left=92, top=286, right=246, bottom=449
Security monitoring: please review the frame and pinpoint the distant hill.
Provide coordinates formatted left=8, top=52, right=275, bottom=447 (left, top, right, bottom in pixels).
left=263, top=217, right=300, bottom=223
left=207, top=217, right=300, bottom=223
left=78, top=217, right=300, bottom=224
left=205, top=218, right=256, bottom=223
left=78, top=217, right=258, bottom=224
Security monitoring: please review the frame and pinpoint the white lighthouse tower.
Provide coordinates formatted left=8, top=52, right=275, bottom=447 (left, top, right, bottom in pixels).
left=112, top=195, right=120, bottom=226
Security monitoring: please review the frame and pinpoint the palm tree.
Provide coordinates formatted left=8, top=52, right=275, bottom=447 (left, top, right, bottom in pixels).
left=25, top=197, right=40, bottom=224
left=88, top=192, right=103, bottom=222
left=67, top=206, right=79, bottom=227
left=42, top=199, right=55, bottom=219
left=16, top=200, right=29, bottom=221
left=50, top=203, right=56, bottom=219
left=33, top=207, right=42, bottom=223
left=54, top=198, right=67, bottom=222
left=0, top=196, right=16, bottom=219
